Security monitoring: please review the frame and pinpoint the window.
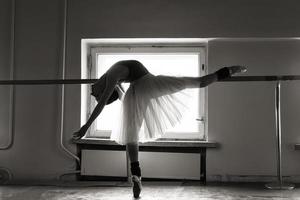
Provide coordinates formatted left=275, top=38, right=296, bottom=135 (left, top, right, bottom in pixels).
left=84, top=45, right=207, bottom=140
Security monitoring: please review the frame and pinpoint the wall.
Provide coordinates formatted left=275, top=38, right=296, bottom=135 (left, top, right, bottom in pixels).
left=1, top=0, right=300, bottom=181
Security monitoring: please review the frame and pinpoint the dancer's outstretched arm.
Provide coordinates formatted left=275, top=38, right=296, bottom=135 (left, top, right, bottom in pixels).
left=73, top=75, right=118, bottom=140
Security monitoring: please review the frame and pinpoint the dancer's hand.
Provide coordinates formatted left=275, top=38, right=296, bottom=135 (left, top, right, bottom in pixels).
left=72, top=125, right=88, bottom=141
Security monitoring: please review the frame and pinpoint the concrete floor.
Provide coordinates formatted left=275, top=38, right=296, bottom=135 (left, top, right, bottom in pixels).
left=0, top=182, right=300, bottom=200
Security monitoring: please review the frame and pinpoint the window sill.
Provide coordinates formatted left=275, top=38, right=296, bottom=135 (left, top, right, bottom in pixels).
left=74, top=137, right=218, bottom=148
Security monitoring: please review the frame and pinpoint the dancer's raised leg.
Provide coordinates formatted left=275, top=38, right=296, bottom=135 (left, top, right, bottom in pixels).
left=176, top=65, right=247, bottom=89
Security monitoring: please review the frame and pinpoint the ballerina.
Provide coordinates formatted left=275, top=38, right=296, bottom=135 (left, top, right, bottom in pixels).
left=73, top=60, right=247, bottom=198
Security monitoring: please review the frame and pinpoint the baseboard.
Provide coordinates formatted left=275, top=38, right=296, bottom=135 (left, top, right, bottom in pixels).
left=79, top=175, right=201, bottom=182
left=80, top=174, right=300, bottom=183
left=208, top=174, right=300, bottom=183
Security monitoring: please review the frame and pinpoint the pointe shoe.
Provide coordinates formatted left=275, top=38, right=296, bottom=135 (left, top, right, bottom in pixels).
left=132, top=175, right=142, bottom=198
left=215, top=66, right=247, bottom=81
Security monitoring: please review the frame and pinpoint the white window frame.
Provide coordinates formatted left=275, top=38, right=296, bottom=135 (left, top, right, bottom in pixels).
left=84, top=44, right=208, bottom=140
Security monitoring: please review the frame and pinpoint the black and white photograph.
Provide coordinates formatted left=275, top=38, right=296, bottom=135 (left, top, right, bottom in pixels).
left=1, top=0, right=300, bottom=199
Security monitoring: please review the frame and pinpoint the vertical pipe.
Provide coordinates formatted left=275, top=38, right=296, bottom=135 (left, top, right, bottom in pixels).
left=0, top=0, right=16, bottom=150
left=275, top=81, right=282, bottom=184
left=8, top=0, right=16, bottom=149
left=59, top=0, right=80, bottom=163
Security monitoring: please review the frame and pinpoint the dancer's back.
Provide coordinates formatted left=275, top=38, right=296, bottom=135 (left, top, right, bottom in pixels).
left=111, top=60, right=149, bottom=83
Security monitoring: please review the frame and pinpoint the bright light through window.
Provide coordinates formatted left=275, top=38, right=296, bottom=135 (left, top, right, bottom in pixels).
left=94, top=53, right=202, bottom=135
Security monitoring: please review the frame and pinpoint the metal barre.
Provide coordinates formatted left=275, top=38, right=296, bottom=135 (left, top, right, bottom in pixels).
left=0, top=79, right=98, bottom=85
left=221, top=75, right=300, bottom=82
left=1, top=76, right=300, bottom=85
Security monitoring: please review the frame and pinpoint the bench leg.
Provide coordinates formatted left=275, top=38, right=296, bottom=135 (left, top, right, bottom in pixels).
left=200, top=149, right=206, bottom=185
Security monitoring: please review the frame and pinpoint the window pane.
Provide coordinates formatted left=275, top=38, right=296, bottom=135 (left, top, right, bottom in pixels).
left=95, top=53, right=201, bottom=134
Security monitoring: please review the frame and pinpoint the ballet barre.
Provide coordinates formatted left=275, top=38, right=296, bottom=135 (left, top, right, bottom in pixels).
left=221, top=75, right=300, bottom=82
left=0, top=79, right=98, bottom=85
left=0, top=75, right=300, bottom=85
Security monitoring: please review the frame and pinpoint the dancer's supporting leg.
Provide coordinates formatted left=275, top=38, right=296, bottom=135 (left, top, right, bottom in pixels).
left=126, top=143, right=140, bottom=176
left=124, top=97, right=145, bottom=198
left=127, top=143, right=142, bottom=198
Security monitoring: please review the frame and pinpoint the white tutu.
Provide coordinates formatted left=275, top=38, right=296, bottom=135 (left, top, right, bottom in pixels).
left=110, top=73, right=190, bottom=145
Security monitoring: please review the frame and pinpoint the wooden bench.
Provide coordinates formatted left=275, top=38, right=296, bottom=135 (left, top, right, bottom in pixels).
left=75, top=138, right=218, bottom=184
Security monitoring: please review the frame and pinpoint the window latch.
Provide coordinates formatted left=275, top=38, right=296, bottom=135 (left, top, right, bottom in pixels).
left=196, top=117, right=205, bottom=123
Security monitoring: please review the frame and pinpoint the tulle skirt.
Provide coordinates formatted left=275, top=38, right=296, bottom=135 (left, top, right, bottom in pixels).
left=110, top=73, right=190, bottom=145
